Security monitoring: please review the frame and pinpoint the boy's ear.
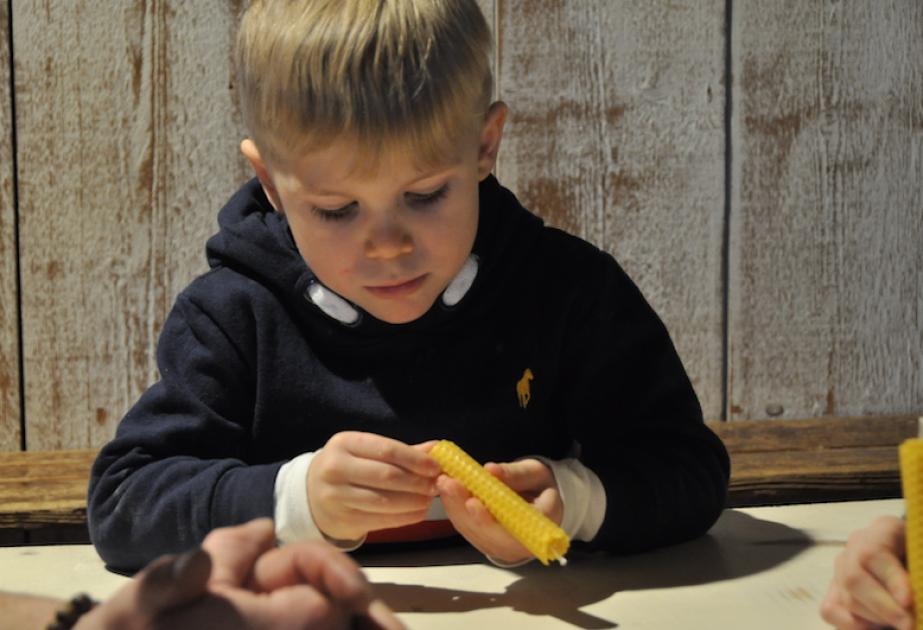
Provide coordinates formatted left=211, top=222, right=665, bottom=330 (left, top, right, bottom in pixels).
left=240, top=139, right=283, bottom=212
left=477, top=101, right=508, bottom=180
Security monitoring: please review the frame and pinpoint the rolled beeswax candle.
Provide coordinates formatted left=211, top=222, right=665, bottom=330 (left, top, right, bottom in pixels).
left=430, top=440, right=569, bottom=565
left=900, top=431, right=923, bottom=628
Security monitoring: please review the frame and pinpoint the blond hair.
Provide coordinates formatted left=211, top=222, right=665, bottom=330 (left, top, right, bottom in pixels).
left=235, top=0, right=493, bottom=169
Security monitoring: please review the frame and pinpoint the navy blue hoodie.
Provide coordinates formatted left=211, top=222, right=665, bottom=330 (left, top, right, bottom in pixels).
left=88, top=175, right=729, bottom=572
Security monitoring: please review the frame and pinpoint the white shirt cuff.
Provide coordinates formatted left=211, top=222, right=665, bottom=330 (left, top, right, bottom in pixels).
left=273, top=451, right=365, bottom=550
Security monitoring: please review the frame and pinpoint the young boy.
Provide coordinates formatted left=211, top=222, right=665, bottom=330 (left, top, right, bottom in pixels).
left=88, top=0, right=730, bottom=573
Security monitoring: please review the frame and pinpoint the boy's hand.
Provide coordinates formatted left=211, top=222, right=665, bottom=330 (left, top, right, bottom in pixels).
left=436, top=458, right=563, bottom=564
left=308, top=431, right=441, bottom=542
left=820, top=515, right=914, bottom=630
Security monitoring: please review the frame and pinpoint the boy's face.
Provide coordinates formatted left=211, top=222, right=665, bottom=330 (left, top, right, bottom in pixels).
left=242, top=103, right=507, bottom=325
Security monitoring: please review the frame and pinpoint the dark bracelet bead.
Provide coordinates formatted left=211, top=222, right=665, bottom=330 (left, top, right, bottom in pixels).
left=46, top=593, right=99, bottom=630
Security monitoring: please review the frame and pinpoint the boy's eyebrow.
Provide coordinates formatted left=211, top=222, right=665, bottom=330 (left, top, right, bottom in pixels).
left=303, top=166, right=459, bottom=197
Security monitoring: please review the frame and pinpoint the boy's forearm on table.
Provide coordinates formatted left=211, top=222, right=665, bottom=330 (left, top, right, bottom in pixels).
left=89, top=454, right=281, bottom=572
left=587, top=434, right=728, bottom=553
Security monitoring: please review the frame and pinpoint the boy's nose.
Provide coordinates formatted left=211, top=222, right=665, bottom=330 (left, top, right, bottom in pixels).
left=364, top=223, right=414, bottom=259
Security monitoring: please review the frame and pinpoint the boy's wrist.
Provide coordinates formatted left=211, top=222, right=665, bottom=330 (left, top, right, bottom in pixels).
left=274, top=452, right=322, bottom=544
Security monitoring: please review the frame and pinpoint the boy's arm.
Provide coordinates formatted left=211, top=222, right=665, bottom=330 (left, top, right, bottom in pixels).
left=88, top=292, right=280, bottom=574
left=559, top=253, right=730, bottom=555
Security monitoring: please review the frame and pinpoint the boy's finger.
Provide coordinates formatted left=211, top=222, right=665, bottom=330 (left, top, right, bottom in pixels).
left=347, top=458, right=438, bottom=496
left=486, top=459, right=553, bottom=492
left=332, top=485, right=433, bottom=517
left=436, top=474, right=471, bottom=501
left=344, top=432, right=441, bottom=476
left=531, top=486, right=562, bottom=517
left=412, top=440, right=439, bottom=453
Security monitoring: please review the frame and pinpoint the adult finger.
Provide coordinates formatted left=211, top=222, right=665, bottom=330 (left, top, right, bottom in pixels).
left=819, top=586, right=878, bottom=630
left=867, top=551, right=914, bottom=610
left=158, top=584, right=348, bottom=630
left=202, top=518, right=276, bottom=586
left=250, top=541, right=370, bottom=603
left=836, top=548, right=912, bottom=628
left=250, top=544, right=405, bottom=629
left=358, top=598, right=407, bottom=630
left=839, top=571, right=905, bottom=630
left=134, top=548, right=212, bottom=617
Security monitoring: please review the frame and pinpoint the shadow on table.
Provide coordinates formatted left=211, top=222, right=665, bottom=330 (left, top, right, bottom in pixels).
left=365, top=509, right=815, bottom=629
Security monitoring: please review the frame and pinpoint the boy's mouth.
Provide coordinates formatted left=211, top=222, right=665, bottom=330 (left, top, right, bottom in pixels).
left=365, top=274, right=428, bottom=298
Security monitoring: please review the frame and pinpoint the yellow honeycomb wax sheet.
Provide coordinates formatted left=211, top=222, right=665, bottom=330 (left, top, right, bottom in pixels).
left=430, top=440, right=569, bottom=565
left=900, top=438, right=923, bottom=628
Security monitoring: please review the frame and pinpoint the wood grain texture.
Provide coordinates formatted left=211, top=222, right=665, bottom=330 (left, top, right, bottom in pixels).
left=709, top=415, right=915, bottom=505
left=0, top=448, right=96, bottom=527
left=14, top=2, right=251, bottom=449
left=709, top=414, right=919, bottom=453
left=727, top=447, right=900, bottom=507
left=729, top=1, right=923, bottom=420
left=496, top=0, right=727, bottom=418
left=0, top=3, right=20, bottom=451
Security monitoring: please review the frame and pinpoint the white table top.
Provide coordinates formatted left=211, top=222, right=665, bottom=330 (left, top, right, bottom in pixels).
left=0, top=498, right=904, bottom=629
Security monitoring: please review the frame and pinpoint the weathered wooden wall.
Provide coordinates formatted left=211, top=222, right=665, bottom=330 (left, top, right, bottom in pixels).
left=0, top=0, right=920, bottom=451
left=496, top=0, right=727, bottom=417
left=729, top=0, right=923, bottom=420
left=0, top=2, right=19, bottom=452
left=13, top=2, right=251, bottom=449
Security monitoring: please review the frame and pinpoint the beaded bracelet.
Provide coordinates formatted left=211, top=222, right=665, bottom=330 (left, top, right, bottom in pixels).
left=46, top=593, right=99, bottom=630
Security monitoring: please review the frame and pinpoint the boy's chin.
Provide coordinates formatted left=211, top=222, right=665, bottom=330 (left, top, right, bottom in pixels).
left=364, top=298, right=437, bottom=325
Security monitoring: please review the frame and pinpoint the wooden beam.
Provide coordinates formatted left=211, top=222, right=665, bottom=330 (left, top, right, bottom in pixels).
left=708, top=415, right=919, bottom=506
left=0, top=449, right=96, bottom=528
left=1, top=415, right=920, bottom=534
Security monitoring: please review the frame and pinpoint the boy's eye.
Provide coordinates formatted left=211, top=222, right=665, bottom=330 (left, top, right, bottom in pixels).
left=406, top=184, right=449, bottom=208
left=312, top=202, right=357, bottom=222
left=310, top=184, right=448, bottom=221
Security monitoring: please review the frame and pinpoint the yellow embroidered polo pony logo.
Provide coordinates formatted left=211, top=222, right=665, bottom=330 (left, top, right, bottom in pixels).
left=516, top=368, right=534, bottom=409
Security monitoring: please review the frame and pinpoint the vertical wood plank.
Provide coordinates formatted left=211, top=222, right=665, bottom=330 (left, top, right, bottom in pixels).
left=15, top=1, right=250, bottom=449
left=0, top=1, right=20, bottom=451
left=729, top=1, right=923, bottom=420
left=496, top=0, right=727, bottom=418
left=474, top=0, right=498, bottom=103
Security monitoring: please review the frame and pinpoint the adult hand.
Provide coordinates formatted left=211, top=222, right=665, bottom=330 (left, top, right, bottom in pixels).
left=437, top=457, right=563, bottom=565
left=820, top=515, right=913, bottom=630
left=76, top=518, right=404, bottom=629
left=308, top=432, right=441, bottom=542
